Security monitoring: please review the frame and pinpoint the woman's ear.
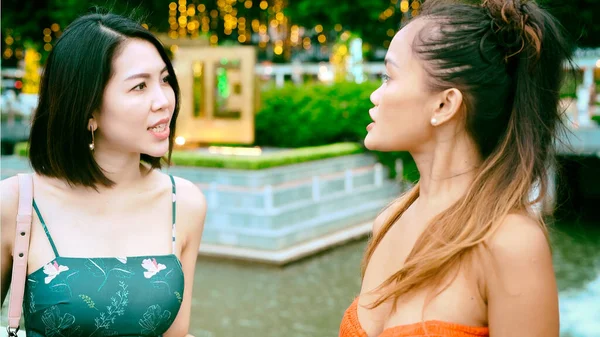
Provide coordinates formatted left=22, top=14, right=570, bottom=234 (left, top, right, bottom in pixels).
left=430, top=88, right=463, bottom=126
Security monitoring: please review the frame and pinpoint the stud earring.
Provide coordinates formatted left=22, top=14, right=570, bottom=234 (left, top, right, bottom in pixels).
left=89, top=125, right=95, bottom=151
left=431, top=117, right=438, bottom=126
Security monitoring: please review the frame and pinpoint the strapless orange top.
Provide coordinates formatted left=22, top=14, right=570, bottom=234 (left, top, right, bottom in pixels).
left=339, top=298, right=490, bottom=337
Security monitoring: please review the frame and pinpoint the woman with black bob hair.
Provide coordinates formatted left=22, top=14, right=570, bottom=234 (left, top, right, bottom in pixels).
left=2, top=9, right=206, bottom=337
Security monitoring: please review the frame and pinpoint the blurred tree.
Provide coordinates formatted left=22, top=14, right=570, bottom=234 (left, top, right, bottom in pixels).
left=285, top=0, right=600, bottom=48
left=1, top=0, right=598, bottom=68
left=1, top=0, right=169, bottom=66
left=284, top=0, right=405, bottom=51
left=538, top=0, right=600, bottom=48
left=0, top=0, right=169, bottom=37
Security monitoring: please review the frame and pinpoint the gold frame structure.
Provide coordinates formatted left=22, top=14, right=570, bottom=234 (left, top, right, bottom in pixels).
left=172, top=45, right=256, bottom=145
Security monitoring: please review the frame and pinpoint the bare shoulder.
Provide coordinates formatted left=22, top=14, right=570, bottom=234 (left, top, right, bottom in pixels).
left=171, top=176, right=206, bottom=212
left=1, top=175, right=20, bottom=207
left=372, top=195, right=407, bottom=236
left=482, top=214, right=559, bottom=334
left=1, top=176, right=20, bottom=244
left=1, top=176, right=20, bottom=302
left=487, top=213, right=552, bottom=263
left=169, top=175, right=207, bottom=234
left=483, top=212, right=555, bottom=298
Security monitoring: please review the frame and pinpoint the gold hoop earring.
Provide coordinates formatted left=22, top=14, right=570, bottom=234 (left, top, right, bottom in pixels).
left=89, top=125, right=95, bottom=151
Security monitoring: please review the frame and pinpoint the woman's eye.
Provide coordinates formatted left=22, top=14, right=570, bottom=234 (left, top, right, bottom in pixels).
left=381, top=74, right=390, bottom=83
left=133, top=82, right=147, bottom=91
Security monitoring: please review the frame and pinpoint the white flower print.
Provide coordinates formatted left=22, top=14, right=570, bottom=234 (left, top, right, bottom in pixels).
left=141, top=258, right=166, bottom=279
left=115, top=257, right=127, bottom=264
left=43, top=261, right=69, bottom=284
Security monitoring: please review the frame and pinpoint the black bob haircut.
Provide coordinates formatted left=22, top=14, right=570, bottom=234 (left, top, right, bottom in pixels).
left=28, top=9, right=181, bottom=188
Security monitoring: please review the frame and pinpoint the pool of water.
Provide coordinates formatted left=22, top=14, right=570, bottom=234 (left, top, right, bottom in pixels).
left=189, top=219, right=600, bottom=337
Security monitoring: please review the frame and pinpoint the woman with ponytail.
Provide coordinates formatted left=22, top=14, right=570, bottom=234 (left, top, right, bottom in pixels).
left=338, top=1, right=572, bottom=336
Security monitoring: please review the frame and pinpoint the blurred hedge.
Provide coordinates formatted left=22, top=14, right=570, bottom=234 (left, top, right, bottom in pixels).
left=254, top=81, right=419, bottom=181
left=255, top=81, right=376, bottom=147
left=171, top=142, right=364, bottom=169
left=14, top=142, right=28, bottom=157
left=14, top=142, right=363, bottom=170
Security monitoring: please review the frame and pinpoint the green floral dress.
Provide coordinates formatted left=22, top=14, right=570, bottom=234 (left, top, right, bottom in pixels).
left=23, top=176, right=185, bottom=337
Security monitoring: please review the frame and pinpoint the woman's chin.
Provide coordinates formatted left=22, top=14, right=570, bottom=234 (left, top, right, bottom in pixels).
left=364, top=134, right=381, bottom=151
left=364, top=134, right=406, bottom=153
left=142, top=146, right=169, bottom=159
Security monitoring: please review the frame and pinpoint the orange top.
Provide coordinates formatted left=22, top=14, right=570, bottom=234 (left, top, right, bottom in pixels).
left=339, top=298, right=490, bottom=337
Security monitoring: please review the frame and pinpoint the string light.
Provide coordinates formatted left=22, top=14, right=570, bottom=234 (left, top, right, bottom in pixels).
left=187, top=5, right=195, bottom=16
left=274, top=44, right=283, bottom=55
left=401, top=0, right=409, bottom=13
left=179, top=16, right=187, bottom=27
left=161, top=0, right=319, bottom=58
left=169, top=2, right=178, bottom=39
left=340, top=31, right=351, bottom=41
left=290, top=25, right=300, bottom=45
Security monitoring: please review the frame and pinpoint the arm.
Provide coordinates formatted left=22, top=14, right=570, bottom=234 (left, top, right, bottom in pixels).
left=484, top=213, right=559, bottom=337
left=164, top=177, right=207, bottom=337
left=1, top=176, right=20, bottom=305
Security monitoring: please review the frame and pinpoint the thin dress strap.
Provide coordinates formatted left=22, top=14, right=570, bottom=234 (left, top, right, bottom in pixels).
left=32, top=200, right=60, bottom=257
left=169, top=175, right=177, bottom=254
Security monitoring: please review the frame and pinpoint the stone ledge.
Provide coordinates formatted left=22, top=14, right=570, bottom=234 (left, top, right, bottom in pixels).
left=198, top=221, right=373, bottom=266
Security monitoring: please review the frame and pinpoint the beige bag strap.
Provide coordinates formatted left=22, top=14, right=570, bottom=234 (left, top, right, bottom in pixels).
left=7, top=173, right=33, bottom=336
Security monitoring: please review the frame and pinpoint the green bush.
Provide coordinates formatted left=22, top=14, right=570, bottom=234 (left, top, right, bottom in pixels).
left=559, top=72, right=578, bottom=99
left=592, top=115, right=600, bottom=126
left=255, top=81, right=418, bottom=181
left=255, top=81, right=378, bottom=147
left=171, top=142, right=364, bottom=170
left=14, top=141, right=364, bottom=171
left=14, top=142, right=28, bottom=157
